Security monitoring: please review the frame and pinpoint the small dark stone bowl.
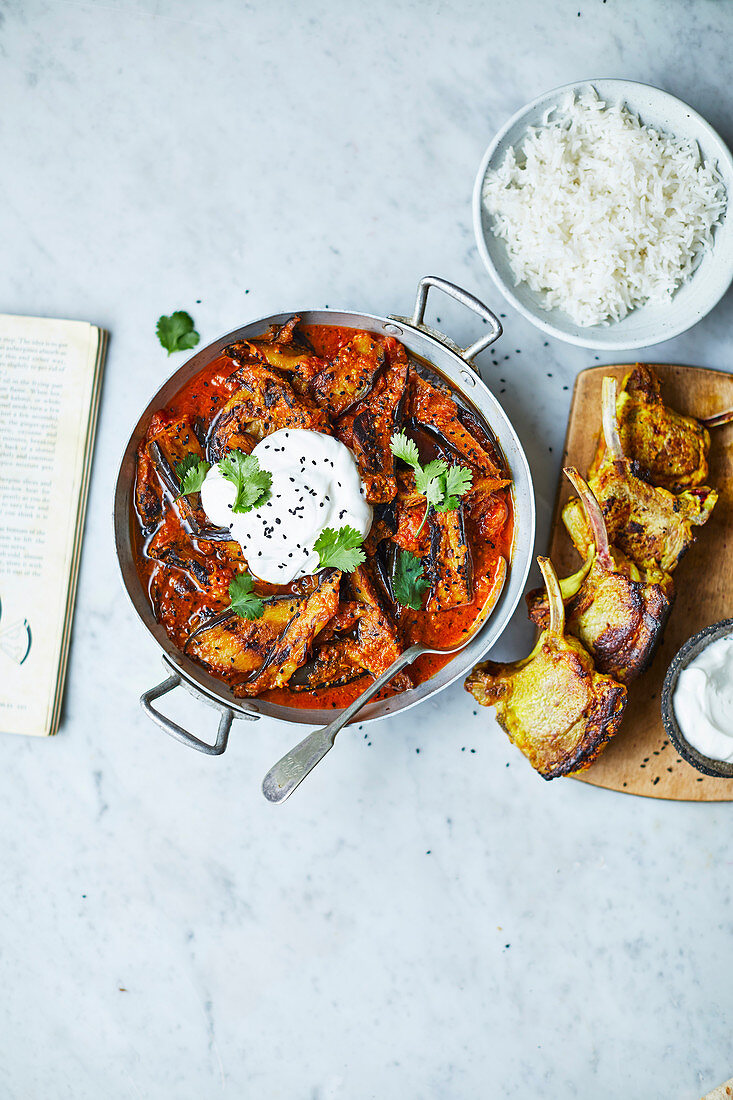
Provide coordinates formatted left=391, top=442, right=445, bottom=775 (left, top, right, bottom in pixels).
left=661, top=618, right=733, bottom=779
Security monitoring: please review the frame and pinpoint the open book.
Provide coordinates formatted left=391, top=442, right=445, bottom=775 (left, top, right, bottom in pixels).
left=0, top=315, right=107, bottom=736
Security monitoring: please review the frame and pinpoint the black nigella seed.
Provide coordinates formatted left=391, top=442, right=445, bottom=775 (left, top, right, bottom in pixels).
left=275, top=518, right=281, bottom=524
left=289, top=477, right=295, bottom=483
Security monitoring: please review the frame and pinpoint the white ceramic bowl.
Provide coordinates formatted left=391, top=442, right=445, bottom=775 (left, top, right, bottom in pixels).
left=473, top=79, right=733, bottom=350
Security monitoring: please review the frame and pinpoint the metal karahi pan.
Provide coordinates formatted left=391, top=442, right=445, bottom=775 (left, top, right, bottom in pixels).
left=114, top=276, right=536, bottom=753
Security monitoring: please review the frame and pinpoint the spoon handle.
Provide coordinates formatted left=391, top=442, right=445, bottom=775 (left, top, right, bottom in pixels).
left=261, top=644, right=423, bottom=803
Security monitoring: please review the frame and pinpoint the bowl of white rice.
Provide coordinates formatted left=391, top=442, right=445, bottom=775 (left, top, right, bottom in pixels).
left=473, top=79, right=733, bottom=350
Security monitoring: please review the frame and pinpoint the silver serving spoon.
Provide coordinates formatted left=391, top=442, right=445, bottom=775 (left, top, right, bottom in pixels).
left=261, top=558, right=507, bottom=803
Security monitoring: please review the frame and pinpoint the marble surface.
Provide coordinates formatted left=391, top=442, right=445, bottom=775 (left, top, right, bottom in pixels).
left=1, top=1, right=732, bottom=1096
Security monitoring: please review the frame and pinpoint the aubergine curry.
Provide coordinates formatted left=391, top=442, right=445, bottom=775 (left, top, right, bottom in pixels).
left=133, top=319, right=513, bottom=709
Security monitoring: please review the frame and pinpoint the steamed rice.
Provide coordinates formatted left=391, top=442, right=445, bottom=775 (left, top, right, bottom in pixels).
left=482, top=91, right=727, bottom=327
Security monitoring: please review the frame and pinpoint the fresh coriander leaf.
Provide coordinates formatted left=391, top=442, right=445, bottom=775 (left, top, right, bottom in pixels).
left=313, top=525, right=366, bottom=572
left=176, top=454, right=200, bottom=481
left=390, top=430, right=420, bottom=469
left=390, top=428, right=473, bottom=531
left=444, top=464, right=473, bottom=498
left=422, top=458, right=448, bottom=482
left=413, top=459, right=443, bottom=535
left=218, top=450, right=273, bottom=513
left=392, top=548, right=429, bottom=610
left=156, top=311, right=200, bottom=356
left=228, top=573, right=265, bottom=621
left=175, top=454, right=211, bottom=498
left=415, top=458, right=448, bottom=501
left=434, top=465, right=473, bottom=512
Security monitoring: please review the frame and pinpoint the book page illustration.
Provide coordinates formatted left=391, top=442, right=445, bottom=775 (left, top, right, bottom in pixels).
left=0, top=596, right=32, bottom=666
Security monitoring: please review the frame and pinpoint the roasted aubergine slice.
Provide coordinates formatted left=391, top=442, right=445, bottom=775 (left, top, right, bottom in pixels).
left=135, top=445, right=163, bottom=530
left=528, top=468, right=670, bottom=684
left=408, top=373, right=508, bottom=487
left=425, top=504, right=473, bottom=611
left=292, top=569, right=412, bottom=693
left=466, top=557, right=627, bottom=779
left=349, top=565, right=411, bottom=688
left=223, top=316, right=323, bottom=385
left=563, top=378, right=717, bottom=577
left=289, top=582, right=411, bottom=694
left=143, top=415, right=231, bottom=541
left=589, top=364, right=711, bottom=491
left=146, top=521, right=232, bottom=598
left=184, top=595, right=302, bottom=677
left=288, top=640, right=368, bottom=692
left=335, top=353, right=408, bottom=503
left=234, top=570, right=341, bottom=697
left=184, top=570, right=341, bottom=697
left=207, top=359, right=329, bottom=460
left=309, top=330, right=386, bottom=418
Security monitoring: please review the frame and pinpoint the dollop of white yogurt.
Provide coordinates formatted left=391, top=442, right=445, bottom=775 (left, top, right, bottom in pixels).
left=672, top=634, right=733, bottom=762
left=200, top=428, right=372, bottom=584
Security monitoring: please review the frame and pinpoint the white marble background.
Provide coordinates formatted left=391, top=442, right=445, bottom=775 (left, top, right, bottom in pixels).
left=1, top=0, right=732, bottom=1097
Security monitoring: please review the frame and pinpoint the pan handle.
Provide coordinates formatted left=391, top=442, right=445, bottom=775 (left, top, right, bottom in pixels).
left=408, top=275, right=502, bottom=364
left=140, top=670, right=241, bottom=755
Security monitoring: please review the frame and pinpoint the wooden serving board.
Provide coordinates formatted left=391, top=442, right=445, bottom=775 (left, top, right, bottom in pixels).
left=550, top=364, right=733, bottom=801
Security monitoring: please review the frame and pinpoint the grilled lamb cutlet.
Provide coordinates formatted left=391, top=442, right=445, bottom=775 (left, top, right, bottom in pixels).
left=562, top=377, right=717, bottom=580
left=466, top=557, right=626, bottom=779
left=527, top=468, right=670, bottom=684
left=589, top=364, right=712, bottom=491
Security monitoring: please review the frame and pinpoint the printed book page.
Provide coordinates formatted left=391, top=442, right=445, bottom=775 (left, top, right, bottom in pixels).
left=0, top=314, right=104, bottom=736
